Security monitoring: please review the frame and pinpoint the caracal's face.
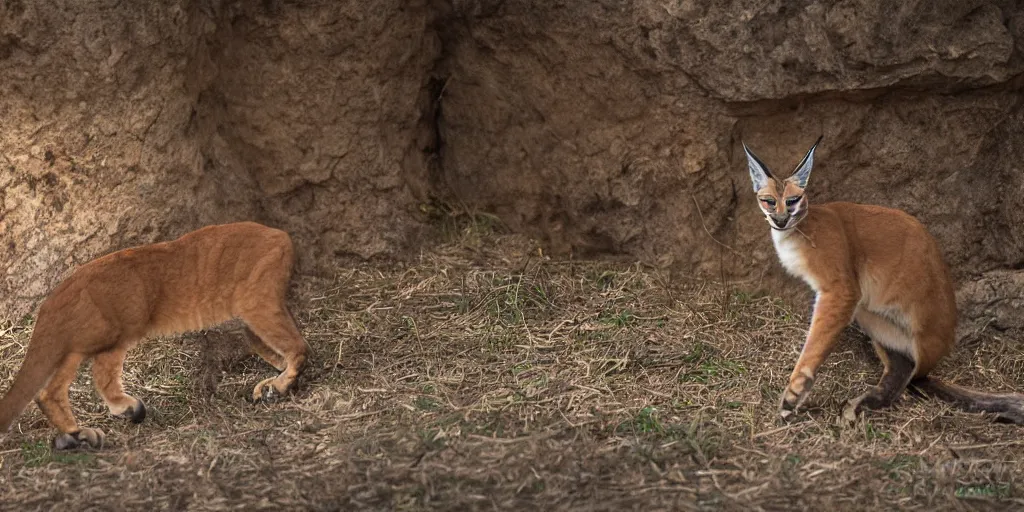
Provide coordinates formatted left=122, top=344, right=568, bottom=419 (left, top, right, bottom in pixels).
left=755, top=178, right=807, bottom=231
left=743, top=137, right=821, bottom=232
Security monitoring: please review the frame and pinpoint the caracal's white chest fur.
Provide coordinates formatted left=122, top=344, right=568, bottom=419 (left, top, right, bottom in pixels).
left=771, top=229, right=820, bottom=292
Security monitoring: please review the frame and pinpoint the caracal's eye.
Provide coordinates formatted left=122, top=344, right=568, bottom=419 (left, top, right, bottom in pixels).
left=785, top=196, right=802, bottom=207
left=761, top=197, right=776, bottom=208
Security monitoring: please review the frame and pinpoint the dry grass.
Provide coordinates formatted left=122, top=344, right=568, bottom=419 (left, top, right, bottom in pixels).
left=2, top=215, right=1024, bottom=510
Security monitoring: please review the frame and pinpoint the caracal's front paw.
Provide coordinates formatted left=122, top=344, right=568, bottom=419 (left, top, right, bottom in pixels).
left=251, top=376, right=290, bottom=403
left=778, top=372, right=815, bottom=422
left=53, top=428, right=105, bottom=450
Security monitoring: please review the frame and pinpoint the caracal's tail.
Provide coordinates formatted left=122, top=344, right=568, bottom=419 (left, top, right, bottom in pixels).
left=912, top=377, right=1024, bottom=424
left=0, top=344, right=65, bottom=432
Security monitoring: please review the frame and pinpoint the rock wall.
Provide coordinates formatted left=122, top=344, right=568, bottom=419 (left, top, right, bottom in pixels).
left=3, top=0, right=1023, bottom=328
left=1, top=0, right=438, bottom=318
left=436, top=0, right=1024, bottom=270
left=432, top=0, right=1024, bottom=330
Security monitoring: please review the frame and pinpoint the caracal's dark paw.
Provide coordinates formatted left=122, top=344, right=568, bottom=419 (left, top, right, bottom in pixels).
left=53, top=428, right=105, bottom=450
left=778, top=374, right=815, bottom=423
left=841, top=397, right=863, bottom=424
left=251, top=377, right=288, bottom=404
left=123, top=400, right=147, bottom=424
left=842, top=388, right=887, bottom=424
left=778, top=396, right=802, bottom=423
left=109, top=397, right=147, bottom=423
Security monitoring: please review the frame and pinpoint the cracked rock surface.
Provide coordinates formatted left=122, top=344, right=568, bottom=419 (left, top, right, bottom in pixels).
left=3, top=0, right=1023, bottom=328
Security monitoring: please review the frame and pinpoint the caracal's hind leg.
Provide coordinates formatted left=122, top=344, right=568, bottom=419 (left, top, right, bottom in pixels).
left=35, top=353, right=104, bottom=450
left=92, top=348, right=146, bottom=424
left=243, top=327, right=286, bottom=371
left=240, top=307, right=307, bottom=402
left=842, top=310, right=917, bottom=422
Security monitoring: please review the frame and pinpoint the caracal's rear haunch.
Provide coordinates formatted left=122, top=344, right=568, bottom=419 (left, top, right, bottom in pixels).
left=0, top=222, right=308, bottom=449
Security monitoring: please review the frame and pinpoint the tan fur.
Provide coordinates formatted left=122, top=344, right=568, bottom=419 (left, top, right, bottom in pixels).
left=0, top=222, right=308, bottom=448
left=745, top=139, right=1024, bottom=423
left=771, top=202, right=956, bottom=380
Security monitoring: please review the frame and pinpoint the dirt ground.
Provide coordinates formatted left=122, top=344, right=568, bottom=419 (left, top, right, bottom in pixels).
left=1, top=216, right=1023, bottom=511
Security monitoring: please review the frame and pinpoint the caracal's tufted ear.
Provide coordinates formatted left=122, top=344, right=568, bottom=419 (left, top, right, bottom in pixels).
left=788, top=135, right=823, bottom=189
left=743, top=142, right=773, bottom=192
